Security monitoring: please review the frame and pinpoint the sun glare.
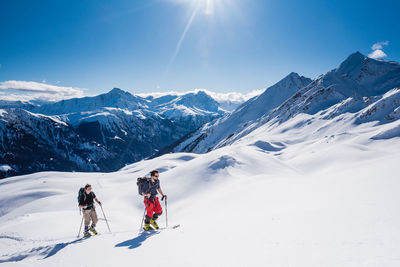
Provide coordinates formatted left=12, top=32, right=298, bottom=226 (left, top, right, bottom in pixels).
left=204, top=0, right=214, bottom=15
left=182, top=0, right=219, bottom=15
left=166, top=0, right=233, bottom=73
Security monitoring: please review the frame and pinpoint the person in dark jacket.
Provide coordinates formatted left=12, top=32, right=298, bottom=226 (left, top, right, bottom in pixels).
left=142, top=170, right=167, bottom=230
left=78, top=184, right=102, bottom=237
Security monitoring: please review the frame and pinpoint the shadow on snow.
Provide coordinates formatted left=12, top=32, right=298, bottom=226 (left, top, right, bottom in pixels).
left=42, top=238, right=84, bottom=259
left=1, top=231, right=160, bottom=263
left=115, top=231, right=159, bottom=250
left=0, top=238, right=84, bottom=263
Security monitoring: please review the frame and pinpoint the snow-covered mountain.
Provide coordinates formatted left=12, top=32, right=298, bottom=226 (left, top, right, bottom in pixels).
left=173, top=52, right=400, bottom=153
left=30, top=88, right=148, bottom=115
left=138, top=89, right=262, bottom=112
left=0, top=100, right=34, bottom=109
left=0, top=89, right=228, bottom=178
left=0, top=108, right=108, bottom=173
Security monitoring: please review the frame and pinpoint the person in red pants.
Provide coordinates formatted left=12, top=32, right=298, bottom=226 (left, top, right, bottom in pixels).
left=141, top=170, right=167, bottom=231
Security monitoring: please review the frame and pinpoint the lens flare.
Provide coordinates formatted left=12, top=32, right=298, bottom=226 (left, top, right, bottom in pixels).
left=166, top=3, right=200, bottom=73
left=205, top=0, right=213, bottom=15
left=166, top=0, right=236, bottom=73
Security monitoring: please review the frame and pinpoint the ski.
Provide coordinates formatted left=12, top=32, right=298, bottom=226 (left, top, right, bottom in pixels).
left=79, top=232, right=101, bottom=239
left=140, top=224, right=180, bottom=233
left=159, top=224, right=180, bottom=230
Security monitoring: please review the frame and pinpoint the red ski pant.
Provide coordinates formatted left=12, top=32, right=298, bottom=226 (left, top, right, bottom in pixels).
left=144, top=197, right=162, bottom=219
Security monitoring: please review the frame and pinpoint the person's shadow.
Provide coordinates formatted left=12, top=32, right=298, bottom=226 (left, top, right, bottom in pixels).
left=115, top=231, right=159, bottom=250
left=0, top=238, right=85, bottom=263
left=42, top=238, right=84, bottom=259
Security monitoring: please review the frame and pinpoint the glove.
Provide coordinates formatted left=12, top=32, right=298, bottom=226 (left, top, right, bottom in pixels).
left=161, top=195, right=167, bottom=201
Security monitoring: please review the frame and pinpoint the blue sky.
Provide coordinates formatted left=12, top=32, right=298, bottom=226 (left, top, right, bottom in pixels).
left=0, top=0, right=399, bottom=98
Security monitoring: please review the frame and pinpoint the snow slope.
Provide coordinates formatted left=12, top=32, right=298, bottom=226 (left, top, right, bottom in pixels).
left=1, top=119, right=400, bottom=266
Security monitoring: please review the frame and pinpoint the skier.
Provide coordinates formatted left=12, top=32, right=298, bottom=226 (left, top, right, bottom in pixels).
left=78, top=184, right=102, bottom=237
left=141, top=170, right=167, bottom=231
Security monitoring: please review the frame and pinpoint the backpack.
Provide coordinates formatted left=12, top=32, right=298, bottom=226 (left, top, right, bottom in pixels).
left=78, top=187, right=85, bottom=203
left=137, top=177, right=150, bottom=195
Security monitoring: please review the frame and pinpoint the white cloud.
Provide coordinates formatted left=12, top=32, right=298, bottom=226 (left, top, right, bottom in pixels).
left=0, top=80, right=85, bottom=102
left=368, top=41, right=389, bottom=59
left=371, top=41, right=389, bottom=51
left=368, top=49, right=387, bottom=59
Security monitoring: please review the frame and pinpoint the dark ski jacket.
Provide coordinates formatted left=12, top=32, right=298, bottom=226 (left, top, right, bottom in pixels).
left=141, top=180, right=160, bottom=200
left=79, top=191, right=96, bottom=210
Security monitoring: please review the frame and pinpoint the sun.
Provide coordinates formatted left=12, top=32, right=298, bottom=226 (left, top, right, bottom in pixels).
left=204, top=0, right=214, bottom=15
left=179, top=0, right=219, bottom=15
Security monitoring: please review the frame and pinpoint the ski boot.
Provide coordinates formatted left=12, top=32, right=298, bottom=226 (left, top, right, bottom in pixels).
left=83, top=230, right=91, bottom=237
left=89, top=225, right=98, bottom=235
left=143, top=223, right=155, bottom=231
left=150, top=218, right=159, bottom=229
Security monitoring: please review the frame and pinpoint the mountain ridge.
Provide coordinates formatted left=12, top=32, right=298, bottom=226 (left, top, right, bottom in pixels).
left=172, top=52, right=400, bottom=153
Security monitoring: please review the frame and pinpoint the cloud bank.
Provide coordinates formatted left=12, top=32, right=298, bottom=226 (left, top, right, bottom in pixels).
left=0, top=81, right=85, bottom=102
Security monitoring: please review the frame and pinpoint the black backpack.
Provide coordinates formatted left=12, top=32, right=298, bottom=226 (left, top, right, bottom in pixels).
left=78, top=187, right=85, bottom=203
left=137, top=177, right=150, bottom=195
left=77, top=187, right=93, bottom=203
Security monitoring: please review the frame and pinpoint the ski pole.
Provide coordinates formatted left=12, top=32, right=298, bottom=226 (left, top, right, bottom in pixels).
left=165, top=198, right=168, bottom=228
left=77, top=209, right=84, bottom=238
left=100, top=205, right=111, bottom=233
left=139, top=206, right=146, bottom=232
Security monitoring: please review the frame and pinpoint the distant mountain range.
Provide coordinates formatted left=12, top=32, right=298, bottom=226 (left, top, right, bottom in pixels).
left=0, top=89, right=237, bottom=178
